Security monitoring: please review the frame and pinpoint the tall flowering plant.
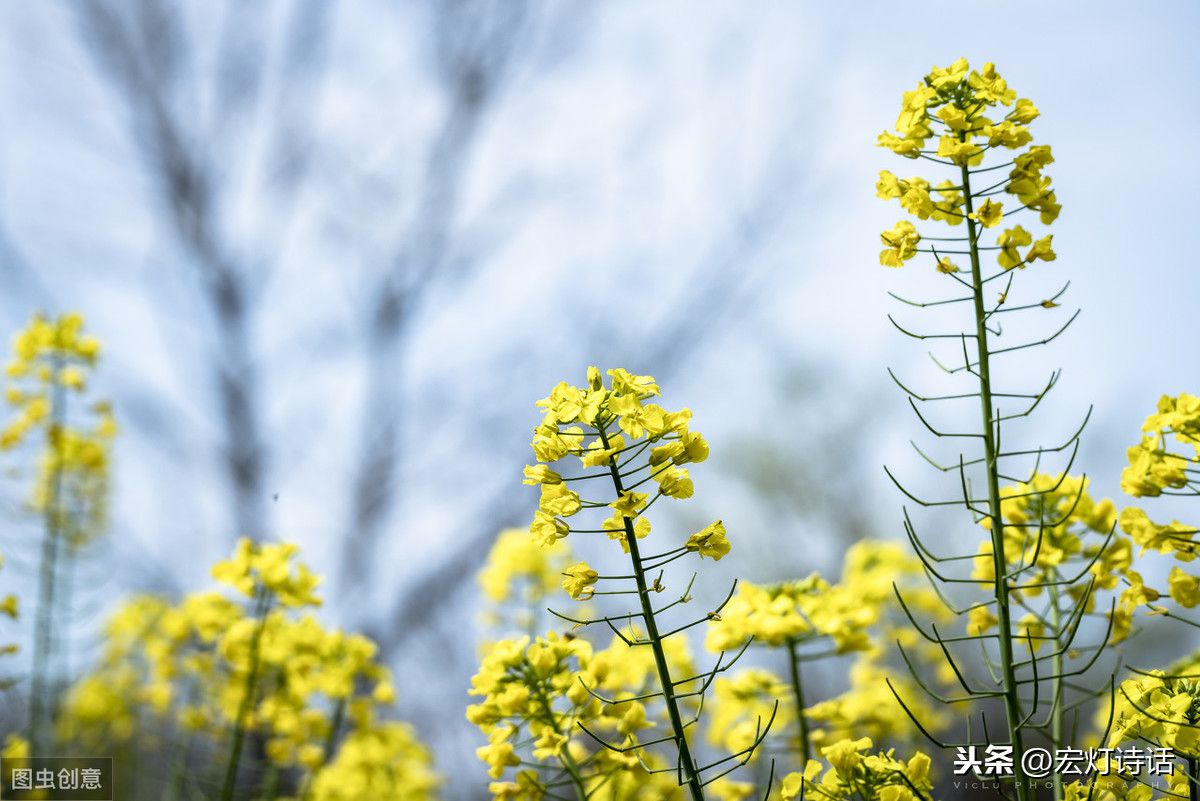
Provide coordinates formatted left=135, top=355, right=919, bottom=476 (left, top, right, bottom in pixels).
left=1099, top=396, right=1200, bottom=800
left=471, top=368, right=765, bottom=801
left=1, top=312, right=116, bottom=753
left=877, top=59, right=1121, bottom=801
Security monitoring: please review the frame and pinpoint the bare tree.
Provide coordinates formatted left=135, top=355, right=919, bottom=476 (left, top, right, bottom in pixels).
left=74, top=0, right=337, bottom=547
left=341, top=0, right=536, bottom=597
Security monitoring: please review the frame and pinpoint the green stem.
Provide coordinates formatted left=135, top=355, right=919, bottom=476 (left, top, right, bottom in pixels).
left=30, top=358, right=67, bottom=753
left=962, top=162, right=1029, bottom=801
left=1189, top=755, right=1199, bottom=801
left=559, top=747, right=590, bottom=801
left=321, top=696, right=346, bottom=765
left=300, top=696, right=347, bottom=801
left=598, top=423, right=705, bottom=801
left=162, top=721, right=195, bottom=801
left=261, top=762, right=281, bottom=801
left=220, top=589, right=271, bottom=801
left=787, top=638, right=811, bottom=765
left=529, top=678, right=588, bottom=801
left=54, top=538, right=77, bottom=730
left=116, top=737, right=136, bottom=801
left=1048, top=580, right=1064, bottom=801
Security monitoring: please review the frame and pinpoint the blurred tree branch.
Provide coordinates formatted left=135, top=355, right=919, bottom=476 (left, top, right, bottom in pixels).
left=75, top=0, right=335, bottom=546
left=341, top=0, right=535, bottom=595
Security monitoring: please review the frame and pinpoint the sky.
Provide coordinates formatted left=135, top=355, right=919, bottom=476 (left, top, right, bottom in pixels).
left=0, top=1, right=1197, bottom=796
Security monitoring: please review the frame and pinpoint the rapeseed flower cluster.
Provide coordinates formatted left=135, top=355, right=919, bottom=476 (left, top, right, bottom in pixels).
left=877, top=58, right=1058, bottom=273
left=467, top=59, right=1200, bottom=801
left=780, top=738, right=933, bottom=801
left=1110, top=672, right=1198, bottom=754
left=1105, top=652, right=1200, bottom=763
left=1061, top=774, right=1155, bottom=801
left=706, top=668, right=793, bottom=756
left=2, top=311, right=116, bottom=544
left=1092, top=395, right=1200, bottom=788
left=524, top=367, right=720, bottom=564
left=1121, top=394, right=1199, bottom=499
left=803, top=661, right=945, bottom=752
left=704, top=542, right=951, bottom=765
left=478, top=528, right=578, bottom=635
left=59, top=539, right=437, bottom=800
left=211, top=537, right=322, bottom=608
left=971, top=474, right=1125, bottom=604
left=467, top=629, right=698, bottom=800
left=1110, top=396, right=1200, bottom=631
left=3, top=312, right=103, bottom=441
left=476, top=524, right=783, bottom=800
left=707, top=541, right=945, bottom=655
left=704, top=576, right=869, bottom=655
left=480, top=528, right=574, bottom=607
left=1117, top=396, right=1200, bottom=619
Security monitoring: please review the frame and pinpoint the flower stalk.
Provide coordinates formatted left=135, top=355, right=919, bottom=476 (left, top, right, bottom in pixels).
left=786, top=638, right=811, bottom=766
left=220, top=588, right=271, bottom=801
left=598, top=422, right=705, bottom=801
left=877, top=59, right=1087, bottom=801
left=30, top=358, right=66, bottom=754
left=3, top=313, right=113, bottom=754
left=492, top=368, right=763, bottom=799
left=961, top=163, right=1029, bottom=795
